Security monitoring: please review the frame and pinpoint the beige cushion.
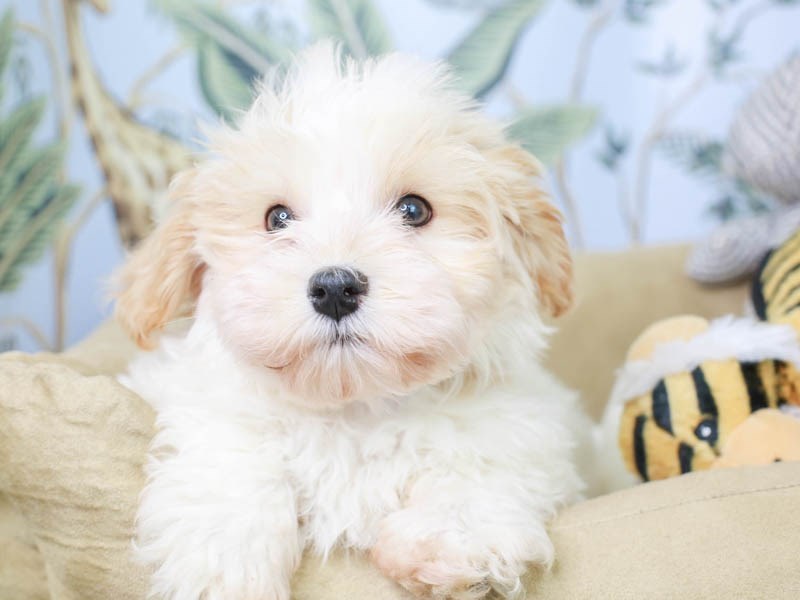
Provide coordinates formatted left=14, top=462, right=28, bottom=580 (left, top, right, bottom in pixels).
left=6, top=244, right=794, bottom=600
left=3, top=354, right=800, bottom=599
left=295, top=462, right=800, bottom=599
left=2, top=354, right=799, bottom=599
left=0, top=493, right=48, bottom=600
left=0, top=355, right=151, bottom=600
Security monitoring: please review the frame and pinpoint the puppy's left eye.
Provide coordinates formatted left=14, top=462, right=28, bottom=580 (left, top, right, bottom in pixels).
left=265, top=204, right=295, bottom=232
left=394, top=194, right=432, bottom=227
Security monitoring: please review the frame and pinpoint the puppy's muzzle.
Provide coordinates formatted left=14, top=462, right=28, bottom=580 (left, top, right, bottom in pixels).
left=308, top=267, right=369, bottom=322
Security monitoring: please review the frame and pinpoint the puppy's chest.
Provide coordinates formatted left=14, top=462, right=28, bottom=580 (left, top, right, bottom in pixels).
left=282, top=416, right=431, bottom=551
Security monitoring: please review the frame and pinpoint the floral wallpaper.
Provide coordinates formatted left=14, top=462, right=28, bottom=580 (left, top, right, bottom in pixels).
left=1, top=0, right=799, bottom=353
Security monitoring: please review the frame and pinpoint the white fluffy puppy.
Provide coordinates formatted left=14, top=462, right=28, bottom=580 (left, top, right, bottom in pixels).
left=116, top=44, right=590, bottom=600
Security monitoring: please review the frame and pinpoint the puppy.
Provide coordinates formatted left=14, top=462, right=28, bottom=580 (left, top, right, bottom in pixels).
left=116, top=44, right=591, bottom=600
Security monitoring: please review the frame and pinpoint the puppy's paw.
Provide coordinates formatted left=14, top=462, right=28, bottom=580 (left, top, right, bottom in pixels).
left=371, top=532, right=496, bottom=599
left=370, top=509, right=551, bottom=599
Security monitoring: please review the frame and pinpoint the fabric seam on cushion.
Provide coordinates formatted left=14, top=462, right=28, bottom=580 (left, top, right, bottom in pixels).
left=553, top=480, right=800, bottom=530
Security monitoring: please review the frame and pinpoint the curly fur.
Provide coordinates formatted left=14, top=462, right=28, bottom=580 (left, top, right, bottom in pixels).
left=115, top=44, right=591, bottom=600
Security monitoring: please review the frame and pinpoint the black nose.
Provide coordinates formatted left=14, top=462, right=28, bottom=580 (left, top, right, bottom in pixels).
left=308, top=267, right=369, bottom=321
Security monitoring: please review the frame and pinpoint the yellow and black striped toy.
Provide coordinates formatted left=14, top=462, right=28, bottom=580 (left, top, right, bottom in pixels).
left=614, top=231, right=800, bottom=482
left=618, top=346, right=795, bottom=481
left=753, top=227, right=800, bottom=332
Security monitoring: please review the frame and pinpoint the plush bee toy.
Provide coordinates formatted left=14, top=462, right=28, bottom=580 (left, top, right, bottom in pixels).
left=603, top=229, right=800, bottom=485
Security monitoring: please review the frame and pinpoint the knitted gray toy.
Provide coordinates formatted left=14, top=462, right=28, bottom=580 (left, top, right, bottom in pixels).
left=687, top=54, right=800, bottom=284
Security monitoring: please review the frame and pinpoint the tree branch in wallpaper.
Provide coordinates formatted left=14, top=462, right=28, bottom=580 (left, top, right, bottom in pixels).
left=727, top=0, right=773, bottom=43
left=127, top=42, right=189, bottom=110
left=0, top=317, right=53, bottom=352
left=63, top=0, right=193, bottom=249
left=502, top=81, right=528, bottom=110
left=42, top=0, right=72, bottom=140
left=53, top=187, right=108, bottom=351
left=615, top=168, right=634, bottom=234
left=16, top=20, right=72, bottom=142
left=601, top=0, right=784, bottom=243
left=41, top=18, right=184, bottom=346
left=631, top=70, right=708, bottom=242
left=552, top=0, right=618, bottom=248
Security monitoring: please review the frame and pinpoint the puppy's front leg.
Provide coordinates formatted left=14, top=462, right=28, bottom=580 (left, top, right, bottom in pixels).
left=136, top=409, right=299, bottom=600
left=371, top=465, right=577, bottom=600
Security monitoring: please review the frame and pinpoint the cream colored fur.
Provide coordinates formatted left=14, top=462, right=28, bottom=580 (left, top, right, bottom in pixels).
left=115, top=44, right=590, bottom=600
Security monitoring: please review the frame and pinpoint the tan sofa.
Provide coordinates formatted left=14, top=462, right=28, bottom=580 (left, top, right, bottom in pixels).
left=2, top=244, right=800, bottom=600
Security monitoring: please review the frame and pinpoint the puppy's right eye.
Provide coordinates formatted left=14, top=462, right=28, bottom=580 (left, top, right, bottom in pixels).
left=265, top=204, right=295, bottom=232
left=394, top=194, right=433, bottom=227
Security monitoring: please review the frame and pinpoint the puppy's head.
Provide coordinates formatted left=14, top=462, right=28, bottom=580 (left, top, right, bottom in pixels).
left=114, top=44, right=572, bottom=409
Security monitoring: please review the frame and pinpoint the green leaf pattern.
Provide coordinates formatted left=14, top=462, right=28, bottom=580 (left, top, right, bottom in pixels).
left=508, top=105, right=598, bottom=165
left=152, top=0, right=596, bottom=159
left=196, top=40, right=259, bottom=121
left=308, top=0, right=392, bottom=58
left=0, top=9, right=79, bottom=291
left=658, top=132, right=724, bottom=180
left=5, top=0, right=800, bottom=321
left=154, top=0, right=292, bottom=119
left=0, top=9, right=12, bottom=104
left=447, top=0, right=547, bottom=98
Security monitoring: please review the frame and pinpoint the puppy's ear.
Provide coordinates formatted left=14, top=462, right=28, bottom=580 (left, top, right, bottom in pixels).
left=113, top=170, right=205, bottom=349
left=495, top=144, right=573, bottom=317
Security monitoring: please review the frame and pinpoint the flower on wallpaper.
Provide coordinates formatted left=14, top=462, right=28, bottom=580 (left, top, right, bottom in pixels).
left=0, top=9, right=79, bottom=294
